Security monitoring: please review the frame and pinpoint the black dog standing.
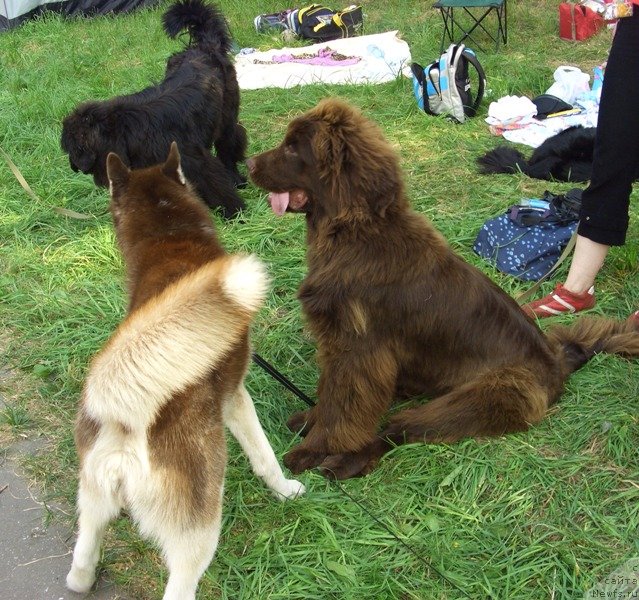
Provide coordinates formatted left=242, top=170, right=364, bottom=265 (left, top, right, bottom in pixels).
left=61, top=0, right=246, bottom=219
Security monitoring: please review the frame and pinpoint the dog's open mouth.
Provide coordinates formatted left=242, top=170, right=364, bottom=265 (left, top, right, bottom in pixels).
left=269, top=190, right=308, bottom=216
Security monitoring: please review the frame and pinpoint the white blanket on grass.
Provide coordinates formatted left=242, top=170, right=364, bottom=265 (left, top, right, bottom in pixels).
left=235, top=31, right=412, bottom=90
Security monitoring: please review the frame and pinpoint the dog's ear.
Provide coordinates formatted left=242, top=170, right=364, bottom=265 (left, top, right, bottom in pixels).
left=352, top=143, right=401, bottom=218
left=312, top=119, right=400, bottom=220
left=61, top=112, right=99, bottom=174
left=106, top=152, right=130, bottom=194
left=162, top=142, right=186, bottom=185
left=312, top=124, right=353, bottom=219
left=308, top=99, right=403, bottom=219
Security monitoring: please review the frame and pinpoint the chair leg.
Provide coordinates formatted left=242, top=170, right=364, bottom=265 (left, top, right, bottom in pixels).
left=438, top=3, right=508, bottom=53
left=439, top=7, right=455, bottom=53
left=493, top=4, right=507, bottom=51
left=502, top=2, right=508, bottom=45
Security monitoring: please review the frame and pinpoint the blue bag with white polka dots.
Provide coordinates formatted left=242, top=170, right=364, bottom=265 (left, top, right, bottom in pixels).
left=473, top=190, right=581, bottom=281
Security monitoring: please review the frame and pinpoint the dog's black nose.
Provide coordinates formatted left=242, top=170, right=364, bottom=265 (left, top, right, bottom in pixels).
left=245, top=158, right=255, bottom=174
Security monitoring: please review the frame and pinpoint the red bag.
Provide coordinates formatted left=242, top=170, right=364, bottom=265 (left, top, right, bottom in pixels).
left=559, top=2, right=604, bottom=40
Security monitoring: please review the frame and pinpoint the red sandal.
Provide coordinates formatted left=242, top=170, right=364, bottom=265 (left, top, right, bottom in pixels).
left=522, top=283, right=596, bottom=319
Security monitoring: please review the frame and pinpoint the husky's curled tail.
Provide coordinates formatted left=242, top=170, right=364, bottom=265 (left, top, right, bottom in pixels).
left=83, top=254, right=267, bottom=432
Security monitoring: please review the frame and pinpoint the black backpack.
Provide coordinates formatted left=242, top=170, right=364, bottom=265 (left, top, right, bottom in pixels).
left=294, top=4, right=363, bottom=42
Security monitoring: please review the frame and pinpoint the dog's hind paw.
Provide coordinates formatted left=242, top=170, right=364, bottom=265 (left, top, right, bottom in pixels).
left=273, top=478, right=306, bottom=501
left=318, top=438, right=389, bottom=480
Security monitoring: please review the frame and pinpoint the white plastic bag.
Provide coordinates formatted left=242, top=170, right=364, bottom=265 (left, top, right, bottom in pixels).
left=545, top=66, right=590, bottom=104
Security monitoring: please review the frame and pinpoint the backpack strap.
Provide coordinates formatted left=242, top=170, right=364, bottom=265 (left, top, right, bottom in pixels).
left=515, top=230, right=578, bottom=304
left=446, top=44, right=467, bottom=122
left=411, top=62, right=439, bottom=116
left=460, top=48, right=486, bottom=118
left=424, top=62, right=442, bottom=116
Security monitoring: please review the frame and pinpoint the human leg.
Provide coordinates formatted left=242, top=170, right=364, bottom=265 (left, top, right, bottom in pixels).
left=563, top=236, right=610, bottom=293
left=578, top=13, right=639, bottom=247
left=522, top=15, right=639, bottom=318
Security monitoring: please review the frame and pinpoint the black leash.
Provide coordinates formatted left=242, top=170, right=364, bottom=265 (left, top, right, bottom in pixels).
left=251, top=352, right=475, bottom=599
left=329, top=476, right=476, bottom=600
left=251, top=353, right=316, bottom=408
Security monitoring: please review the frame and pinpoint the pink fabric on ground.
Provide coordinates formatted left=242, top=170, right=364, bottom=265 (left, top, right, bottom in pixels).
left=270, top=47, right=361, bottom=66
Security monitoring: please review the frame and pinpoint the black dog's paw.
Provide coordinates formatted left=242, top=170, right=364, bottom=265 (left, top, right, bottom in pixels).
left=231, top=170, right=248, bottom=189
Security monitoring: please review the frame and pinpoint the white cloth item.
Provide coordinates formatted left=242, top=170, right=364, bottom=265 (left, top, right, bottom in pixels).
left=235, top=30, right=412, bottom=90
left=545, top=66, right=591, bottom=104
left=487, top=96, right=538, bottom=123
left=501, top=110, right=599, bottom=147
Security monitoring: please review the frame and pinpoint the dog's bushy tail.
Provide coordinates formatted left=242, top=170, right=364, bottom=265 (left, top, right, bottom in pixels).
left=477, top=146, right=529, bottom=176
left=83, top=254, right=268, bottom=432
left=546, top=316, right=639, bottom=375
left=163, top=0, right=232, bottom=54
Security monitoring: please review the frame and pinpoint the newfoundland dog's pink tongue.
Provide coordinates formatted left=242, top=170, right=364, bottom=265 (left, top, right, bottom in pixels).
left=269, top=191, right=290, bottom=216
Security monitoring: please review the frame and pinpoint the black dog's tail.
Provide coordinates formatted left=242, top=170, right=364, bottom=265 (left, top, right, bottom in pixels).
left=477, top=146, right=529, bottom=176
left=162, top=0, right=232, bottom=54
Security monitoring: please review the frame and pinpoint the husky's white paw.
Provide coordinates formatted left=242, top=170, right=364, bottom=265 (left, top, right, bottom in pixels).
left=273, top=478, right=306, bottom=501
left=66, top=565, right=96, bottom=593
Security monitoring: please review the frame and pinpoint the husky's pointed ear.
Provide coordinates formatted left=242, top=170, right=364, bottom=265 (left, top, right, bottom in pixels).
left=162, top=141, right=186, bottom=185
left=106, top=152, right=130, bottom=194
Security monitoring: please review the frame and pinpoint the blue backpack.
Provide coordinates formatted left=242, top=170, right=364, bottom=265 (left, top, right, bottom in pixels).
left=473, top=189, right=581, bottom=281
left=411, top=44, right=486, bottom=124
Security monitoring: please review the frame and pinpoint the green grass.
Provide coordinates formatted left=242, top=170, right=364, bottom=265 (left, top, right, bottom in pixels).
left=1, top=1, right=638, bottom=599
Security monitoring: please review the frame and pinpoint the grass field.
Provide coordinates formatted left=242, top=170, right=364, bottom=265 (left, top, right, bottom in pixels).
left=1, top=1, right=638, bottom=598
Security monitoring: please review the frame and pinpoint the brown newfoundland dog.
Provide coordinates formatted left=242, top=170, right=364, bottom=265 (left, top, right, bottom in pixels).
left=247, top=98, right=639, bottom=480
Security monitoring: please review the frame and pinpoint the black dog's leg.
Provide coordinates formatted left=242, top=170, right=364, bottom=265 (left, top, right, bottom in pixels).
left=182, top=148, right=245, bottom=219
left=524, top=156, right=590, bottom=182
left=523, top=156, right=566, bottom=181
left=215, top=122, right=248, bottom=189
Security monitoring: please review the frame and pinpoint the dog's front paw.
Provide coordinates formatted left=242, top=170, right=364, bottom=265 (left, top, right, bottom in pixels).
left=66, top=565, right=96, bottom=593
left=287, top=409, right=315, bottom=436
left=318, top=439, right=388, bottom=480
left=272, top=478, right=306, bottom=501
left=233, top=171, right=248, bottom=189
left=284, top=445, right=328, bottom=474
left=318, top=451, right=379, bottom=480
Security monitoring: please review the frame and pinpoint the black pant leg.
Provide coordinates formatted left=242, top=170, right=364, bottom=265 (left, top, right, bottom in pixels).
left=578, top=12, right=639, bottom=246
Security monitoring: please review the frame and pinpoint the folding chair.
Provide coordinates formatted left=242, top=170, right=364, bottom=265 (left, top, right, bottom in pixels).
left=433, top=0, right=507, bottom=53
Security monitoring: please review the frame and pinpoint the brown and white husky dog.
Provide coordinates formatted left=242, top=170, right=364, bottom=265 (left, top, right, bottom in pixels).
left=66, top=142, right=304, bottom=600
